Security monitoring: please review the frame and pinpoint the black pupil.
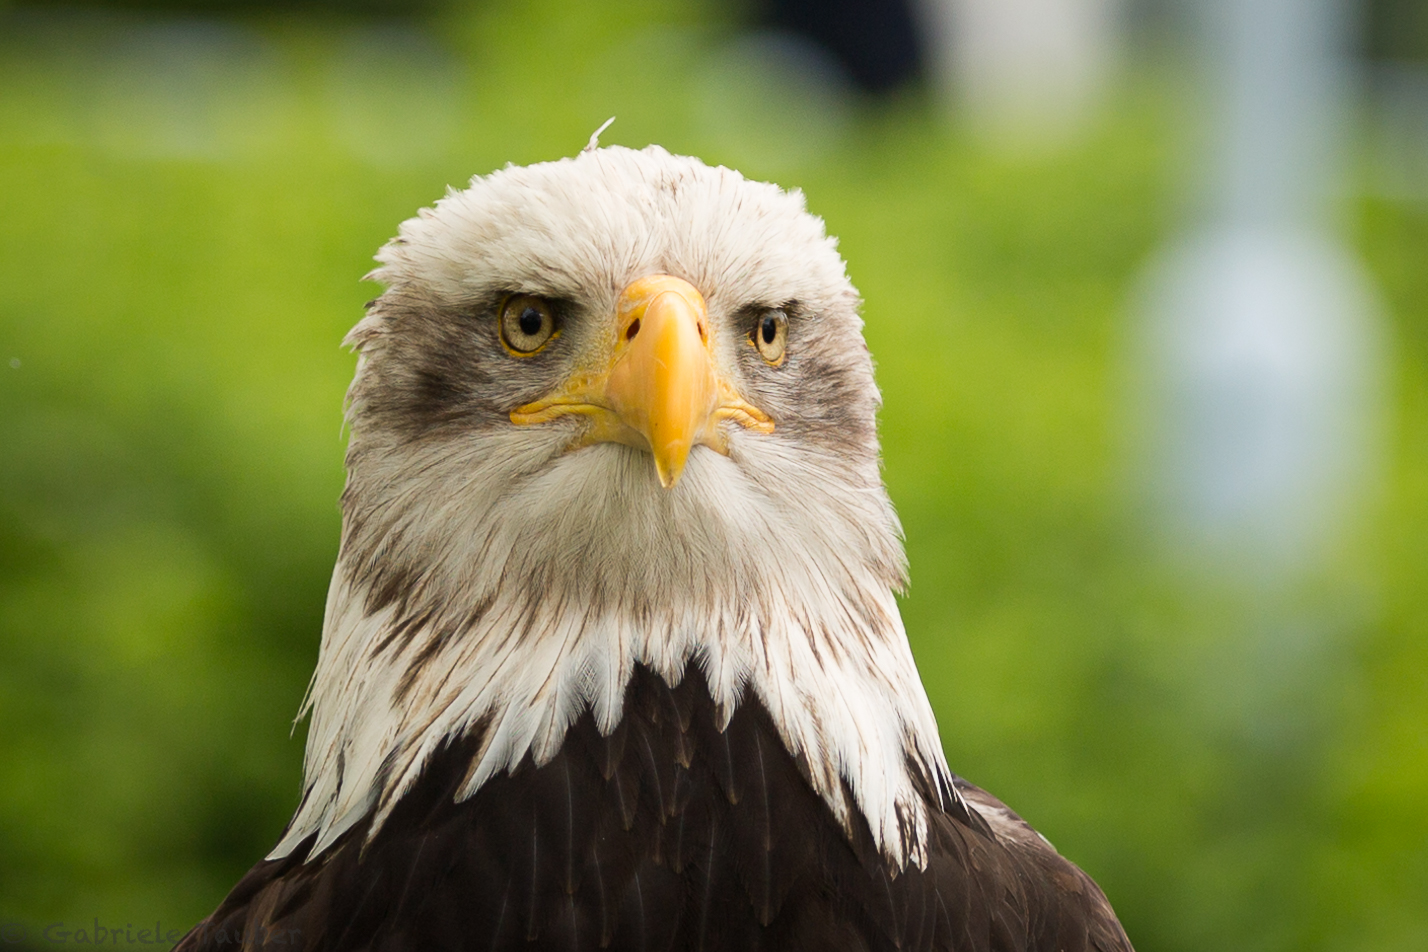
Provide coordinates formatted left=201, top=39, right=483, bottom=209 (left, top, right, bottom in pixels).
left=518, top=307, right=544, bottom=338
left=761, top=315, right=778, bottom=345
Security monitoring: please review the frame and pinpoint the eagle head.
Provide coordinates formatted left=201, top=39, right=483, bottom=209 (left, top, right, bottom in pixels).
left=277, top=145, right=949, bottom=868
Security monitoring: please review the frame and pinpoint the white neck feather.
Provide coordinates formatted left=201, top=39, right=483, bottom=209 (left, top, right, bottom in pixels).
left=271, top=439, right=953, bottom=869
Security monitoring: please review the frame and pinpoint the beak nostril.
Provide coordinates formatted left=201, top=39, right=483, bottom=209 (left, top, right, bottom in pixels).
left=697, top=322, right=706, bottom=342
left=626, top=319, right=641, bottom=342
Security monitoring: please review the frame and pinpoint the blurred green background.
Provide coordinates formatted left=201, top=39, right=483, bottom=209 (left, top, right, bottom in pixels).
left=1, top=0, right=1425, bottom=949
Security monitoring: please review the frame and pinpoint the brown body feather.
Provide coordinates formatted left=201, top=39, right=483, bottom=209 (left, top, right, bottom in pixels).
left=176, top=665, right=1131, bottom=952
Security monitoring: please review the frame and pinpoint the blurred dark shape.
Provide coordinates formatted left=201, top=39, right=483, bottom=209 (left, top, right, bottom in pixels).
left=1365, top=0, right=1428, bottom=60
left=762, top=0, right=924, bottom=95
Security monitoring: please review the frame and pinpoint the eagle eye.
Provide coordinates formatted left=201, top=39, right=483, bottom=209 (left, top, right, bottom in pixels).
left=499, top=295, right=559, bottom=356
left=750, top=309, right=788, bottom=366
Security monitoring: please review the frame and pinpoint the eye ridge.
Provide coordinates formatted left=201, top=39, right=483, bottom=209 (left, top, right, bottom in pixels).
left=499, top=294, right=560, bottom=357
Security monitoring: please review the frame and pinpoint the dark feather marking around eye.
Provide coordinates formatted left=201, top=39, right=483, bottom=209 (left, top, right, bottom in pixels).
left=734, top=300, right=801, bottom=326
left=487, top=293, right=574, bottom=323
left=413, top=365, right=466, bottom=410
left=373, top=358, right=487, bottom=442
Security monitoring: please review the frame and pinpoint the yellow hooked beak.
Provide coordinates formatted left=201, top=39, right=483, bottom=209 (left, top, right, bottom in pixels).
left=510, top=275, right=773, bottom=488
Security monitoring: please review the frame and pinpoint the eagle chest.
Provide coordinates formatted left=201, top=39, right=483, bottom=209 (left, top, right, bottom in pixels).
left=190, top=666, right=993, bottom=951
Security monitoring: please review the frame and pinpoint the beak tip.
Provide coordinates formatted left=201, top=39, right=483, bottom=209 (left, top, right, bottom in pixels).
left=654, top=459, right=682, bottom=490
left=653, top=445, right=690, bottom=489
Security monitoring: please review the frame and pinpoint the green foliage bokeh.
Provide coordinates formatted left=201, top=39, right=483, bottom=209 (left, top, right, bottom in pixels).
left=1, top=2, right=1425, bottom=950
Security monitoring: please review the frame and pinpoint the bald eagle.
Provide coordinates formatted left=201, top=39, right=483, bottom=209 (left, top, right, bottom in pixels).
left=175, top=146, right=1133, bottom=952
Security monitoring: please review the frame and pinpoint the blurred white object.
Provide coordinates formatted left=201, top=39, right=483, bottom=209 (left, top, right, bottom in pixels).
left=1135, top=228, right=1384, bottom=576
left=1200, top=0, right=1349, bottom=226
left=1134, top=0, right=1388, bottom=581
left=918, top=0, right=1122, bottom=149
